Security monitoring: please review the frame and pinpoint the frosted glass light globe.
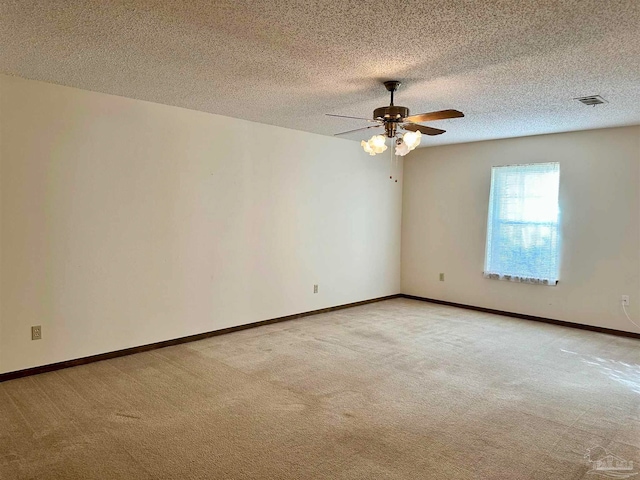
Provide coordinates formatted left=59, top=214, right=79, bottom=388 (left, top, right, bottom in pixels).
left=361, top=140, right=375, bottom=155
left=402, top=130, right=422, bottom=150
left=361, top=135, right=387, bottom=155
left=395, top=141, right=410, bottom=156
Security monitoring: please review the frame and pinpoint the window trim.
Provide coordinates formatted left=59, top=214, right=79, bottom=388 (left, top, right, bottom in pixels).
left=483, top=162, right=561, bottom=286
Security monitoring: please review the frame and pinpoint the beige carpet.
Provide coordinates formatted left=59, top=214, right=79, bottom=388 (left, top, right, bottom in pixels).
left=1, top=298, right=639, bottom=479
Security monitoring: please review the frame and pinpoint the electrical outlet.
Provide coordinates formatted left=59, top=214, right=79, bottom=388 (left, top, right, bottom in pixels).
left=31, top=325, right=42, bottom=340
left=621, top=295, right=630, bottom=306
left=313, top=284, right=318, bottom=294
left=439, top=273, right=445, bottom=282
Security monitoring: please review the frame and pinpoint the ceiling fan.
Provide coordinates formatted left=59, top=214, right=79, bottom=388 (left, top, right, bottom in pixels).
left=327, top=80, right=464, bottom=156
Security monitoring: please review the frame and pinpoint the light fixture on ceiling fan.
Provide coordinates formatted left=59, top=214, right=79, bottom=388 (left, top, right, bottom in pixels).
left=327, top=80, right=464, bottom=156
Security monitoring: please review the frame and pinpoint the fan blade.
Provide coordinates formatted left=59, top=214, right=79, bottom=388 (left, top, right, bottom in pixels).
left=404, top=109, right=464, bottom=124
left=326, top=114, right=380, bottom=123
left=334, top=124, right=383, bottom=136
left=403, top=124, right=446, bottom=136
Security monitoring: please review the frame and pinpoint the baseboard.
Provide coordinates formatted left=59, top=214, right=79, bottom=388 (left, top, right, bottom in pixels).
left=0, top=294, right=401, bottom=383
left=6, top=292, right=634, bottom=382
left=400, top=294, right=640, bottom=340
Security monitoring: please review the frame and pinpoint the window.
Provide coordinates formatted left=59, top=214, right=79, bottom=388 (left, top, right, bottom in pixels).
left=484, top=163, right=560, bottom=285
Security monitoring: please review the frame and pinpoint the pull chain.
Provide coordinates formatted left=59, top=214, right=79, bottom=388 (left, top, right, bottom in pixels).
left=389, top=138, right=400, bottom=182
left=389, top=145, right=394, bottom=181
left=394, top=153, right=399, bottom=183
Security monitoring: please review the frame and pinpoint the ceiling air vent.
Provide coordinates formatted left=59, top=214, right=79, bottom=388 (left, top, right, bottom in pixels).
left=575, top=95, right=607, bottom=106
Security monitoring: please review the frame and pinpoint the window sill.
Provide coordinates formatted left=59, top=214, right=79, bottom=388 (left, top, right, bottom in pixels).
left=483, top=272, right=558, bottom=286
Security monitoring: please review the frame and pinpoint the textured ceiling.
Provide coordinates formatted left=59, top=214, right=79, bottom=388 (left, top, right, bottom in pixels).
left=1, top=0, right=639, bottom=146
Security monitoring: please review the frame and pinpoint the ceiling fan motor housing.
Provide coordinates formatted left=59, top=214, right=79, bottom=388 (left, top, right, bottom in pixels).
left=373, top=105, right=409, bottom=121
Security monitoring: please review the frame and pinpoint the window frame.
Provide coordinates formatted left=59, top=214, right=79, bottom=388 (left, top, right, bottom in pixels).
left=483, top=162, right=561, bottom=286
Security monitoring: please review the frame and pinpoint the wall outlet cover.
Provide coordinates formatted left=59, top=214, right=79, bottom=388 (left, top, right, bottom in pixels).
left=31, top=325, right=42, bottom=340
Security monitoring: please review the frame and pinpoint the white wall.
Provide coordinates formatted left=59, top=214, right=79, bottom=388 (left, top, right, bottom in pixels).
left=402, top=126, right=640, bottom=333
left=0, top=75, right=402, bottom=374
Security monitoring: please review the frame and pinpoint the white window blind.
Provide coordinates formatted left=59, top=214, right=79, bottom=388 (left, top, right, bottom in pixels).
left=484, top=163, right=560, bottom=285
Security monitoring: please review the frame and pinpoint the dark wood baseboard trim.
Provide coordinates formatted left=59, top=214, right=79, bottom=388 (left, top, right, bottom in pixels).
left=0, top=294, right=401, bottom=383
left=401, top=294, right=640, bottom=340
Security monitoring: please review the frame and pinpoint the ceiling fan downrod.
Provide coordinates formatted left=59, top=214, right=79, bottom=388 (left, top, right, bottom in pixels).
left=384, top=80, right=401, bottom=106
